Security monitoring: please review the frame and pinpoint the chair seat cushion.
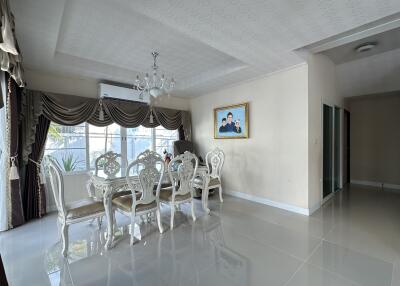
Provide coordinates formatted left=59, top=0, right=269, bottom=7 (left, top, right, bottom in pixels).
left=113, top=192, right=141, bottom=200
left=66, top=202, right=104, bottom=220
left=159, top=188, right=191, bottom=202
left=193, top=177, right=221, bottom=187
left=113, top=195, right=157, bottom=213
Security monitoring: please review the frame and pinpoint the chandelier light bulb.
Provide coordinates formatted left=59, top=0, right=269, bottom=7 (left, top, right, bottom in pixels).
left=133, top=51, right=175, bottom=99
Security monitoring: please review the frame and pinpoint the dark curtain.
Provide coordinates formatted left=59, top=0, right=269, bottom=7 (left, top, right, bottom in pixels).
left=0, top=80, right=3, bottom=109
left=178, top=125, right=185, bottom=141
left=22, top=115, right=50, bottom=220
left=8, top=76, right=24, bottom=227
left=0, top=255, right=8, bottom=286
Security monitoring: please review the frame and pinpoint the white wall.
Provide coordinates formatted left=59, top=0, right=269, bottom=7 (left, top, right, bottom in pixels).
left=190, top=64, right=310, bottom=212
left=24, top=68, right=191, bottom=110
left=347, top=92, right=400, bottom=187
left=308, top=54, right=344, bottom=209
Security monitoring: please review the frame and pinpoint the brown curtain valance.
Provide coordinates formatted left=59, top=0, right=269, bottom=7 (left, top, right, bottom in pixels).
left=21, top=90, right=192, bottom=165
left=38, top=91, right=190, bottom=131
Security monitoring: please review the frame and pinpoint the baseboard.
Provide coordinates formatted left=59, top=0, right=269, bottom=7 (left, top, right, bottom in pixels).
left=351, top=180, right=400, bottom=190
left=225, top=190, right=315, bottom=216
left=308, top=201, right=322, bottom=215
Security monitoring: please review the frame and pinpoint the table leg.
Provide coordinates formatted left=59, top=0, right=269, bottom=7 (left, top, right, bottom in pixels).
left=104, top=186, right=114, bottom=250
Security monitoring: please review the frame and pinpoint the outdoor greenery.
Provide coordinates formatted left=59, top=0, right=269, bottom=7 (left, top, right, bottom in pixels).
left=45, top=153, right=84, bottom=173
left=60, top=153, right=84, bottom=172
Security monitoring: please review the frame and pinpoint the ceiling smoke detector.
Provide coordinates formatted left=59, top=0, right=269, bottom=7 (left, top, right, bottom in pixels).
left=355, top=42, right=377, bottom=53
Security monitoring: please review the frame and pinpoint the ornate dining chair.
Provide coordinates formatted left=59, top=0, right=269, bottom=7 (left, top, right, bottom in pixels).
left=160, top=151, right=198, bottom=229
left=112, top=150, right=165, bottom=245
left=47, top=158, right=105, bottom=257
left=95, top=151, right=125, bottom=178
left=88, top=151, right=129, bottom=199
left=193, top=147, right=225, bottom=204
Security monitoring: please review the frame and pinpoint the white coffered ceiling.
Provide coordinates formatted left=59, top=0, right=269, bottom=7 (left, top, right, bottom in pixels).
left=10, top=0, right=400, bottom=97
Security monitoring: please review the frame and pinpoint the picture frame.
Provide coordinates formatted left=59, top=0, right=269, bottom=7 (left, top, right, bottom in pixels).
left=214, top=102, right=249, bottom=139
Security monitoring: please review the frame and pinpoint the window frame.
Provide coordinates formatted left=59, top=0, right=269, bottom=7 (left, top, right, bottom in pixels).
left=45, top=122, right=178, bottom=173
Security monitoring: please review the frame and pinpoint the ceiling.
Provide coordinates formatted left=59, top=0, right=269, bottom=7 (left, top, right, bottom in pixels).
left=322, top=26, right=400, bottom=64
left=316, top=22, right=400, bottom=97
left=336, top=47, right=400, bottom=97
left=11, top=0, right=400, bottom=97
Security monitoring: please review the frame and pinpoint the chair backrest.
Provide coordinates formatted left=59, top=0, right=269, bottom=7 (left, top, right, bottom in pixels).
left=168, top=151, right=198, bottom=198
left=206, top=148, right=225, bottom=179
left=95, top=151, right=124, bottom=178
left=126, top=150, right=164, bottom=208
left=47, top=157, right=67, bottom=217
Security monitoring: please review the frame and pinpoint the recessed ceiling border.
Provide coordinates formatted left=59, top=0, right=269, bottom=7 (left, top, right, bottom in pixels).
left=296, top=12, right=400, bottom=55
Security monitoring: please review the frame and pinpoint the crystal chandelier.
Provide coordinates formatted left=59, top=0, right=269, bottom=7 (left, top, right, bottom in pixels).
left=134, top=51, right=175, bottom=98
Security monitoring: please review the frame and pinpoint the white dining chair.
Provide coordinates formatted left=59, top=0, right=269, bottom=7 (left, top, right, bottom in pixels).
left=87, top=151, right=130, bottom=199
left=193, top=147, right=225, bottom=206
left=112, top=150, right=165, bottom=245
left=160, top=151, right=198, bottom=229
left=95, top=151, right=126, bottom=178
left=47, top=158, right=105, bottom=257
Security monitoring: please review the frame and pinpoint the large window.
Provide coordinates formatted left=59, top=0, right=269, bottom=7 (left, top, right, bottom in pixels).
left=88, top=123, right=122, bottom=169
left=155, top=126, right=178, bottom=155
left=45, top=123, right=179, bottom=173
left=45, top=123, right=87, bottom=172
left=126, top=126, right=152, bottom=163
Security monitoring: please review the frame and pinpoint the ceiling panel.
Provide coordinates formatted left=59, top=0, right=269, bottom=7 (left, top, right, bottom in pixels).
left=322, top=26, right=400, bottom=64
left=10, top=0, right=400, bottom=97
left=56, top=0, right=245, bottom=84
left=336, top=47, right=400, bottom=97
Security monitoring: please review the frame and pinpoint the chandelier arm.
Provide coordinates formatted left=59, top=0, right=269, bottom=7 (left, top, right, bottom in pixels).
left=134, top=51, right=175, bottom=99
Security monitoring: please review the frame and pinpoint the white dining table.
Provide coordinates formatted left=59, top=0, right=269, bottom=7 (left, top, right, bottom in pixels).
left=88, top=165, right=209, bottom=249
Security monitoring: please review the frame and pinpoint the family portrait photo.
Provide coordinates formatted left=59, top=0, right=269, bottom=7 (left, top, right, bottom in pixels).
left=214, top=103, right=249, bottom=139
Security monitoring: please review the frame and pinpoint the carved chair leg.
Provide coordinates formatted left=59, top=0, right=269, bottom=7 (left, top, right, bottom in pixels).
left=202, top=187, right=211, bottom=214
left=61, top=223, right=69, bottom=257
left=57, top=218, right=62, bottom=237
left=170, top=205, right=175, bottom=230
left=219, top=185, right=223, bottom=203
left=156, top=208, right=164, bottom=234
left=97, top=217, right=103, bottom=230
left=191, top=200, right=196, bottom=222
left=113, top=212, right=117, bottom=233
left=130, top=213, right=136, bottom=245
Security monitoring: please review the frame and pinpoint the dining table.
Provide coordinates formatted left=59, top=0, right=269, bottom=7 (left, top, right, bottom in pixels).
left=88, top=165, right=209, bottom=249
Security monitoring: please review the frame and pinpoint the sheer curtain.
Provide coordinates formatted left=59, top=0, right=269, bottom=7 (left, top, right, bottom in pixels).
left=0, top=72, right=8, bottom=231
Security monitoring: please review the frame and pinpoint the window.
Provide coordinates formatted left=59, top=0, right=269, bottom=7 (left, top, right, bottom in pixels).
left=44, top=123, right=179, bottom=173
left=44, top=123, right=87, bottom=172
left=88, top=123, right=122, bottom=169
left=155, top=126, right=178, bottom=156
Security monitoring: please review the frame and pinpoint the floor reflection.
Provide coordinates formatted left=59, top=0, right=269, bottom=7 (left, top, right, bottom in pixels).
left=44, top=206, right=249, bottom=286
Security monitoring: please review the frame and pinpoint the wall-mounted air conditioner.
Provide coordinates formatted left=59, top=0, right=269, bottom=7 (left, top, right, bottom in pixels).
left=98, top=83, right=150, bottom=104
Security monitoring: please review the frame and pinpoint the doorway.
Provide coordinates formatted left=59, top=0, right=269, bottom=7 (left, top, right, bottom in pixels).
left=343, top=110, right=350, bottom=185
left=334, top=106, right=341, bottom=191
left=323, top=104, right=342, bottom=201
left=323, top=104, right=333, bottom=199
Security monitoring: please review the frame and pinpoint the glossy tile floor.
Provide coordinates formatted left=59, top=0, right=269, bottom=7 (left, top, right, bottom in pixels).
left=1, top=184, right=400, bottom=285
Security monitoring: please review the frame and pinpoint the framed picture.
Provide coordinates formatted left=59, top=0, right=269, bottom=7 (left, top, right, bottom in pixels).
left=214, top=102, right=249, bottom=139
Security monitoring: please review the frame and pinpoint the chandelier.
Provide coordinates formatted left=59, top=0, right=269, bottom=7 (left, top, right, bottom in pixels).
left=134, top=51, right=175, bottom=98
